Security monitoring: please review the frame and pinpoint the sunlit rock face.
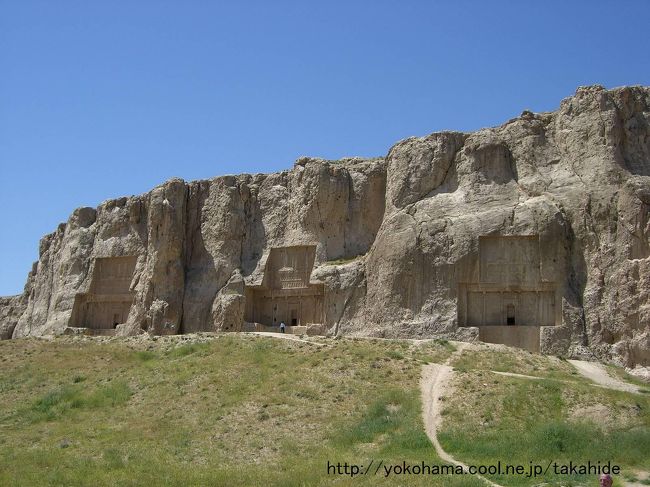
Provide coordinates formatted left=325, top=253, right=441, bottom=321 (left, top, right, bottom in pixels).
left=3, top=86, right=649, bottom=368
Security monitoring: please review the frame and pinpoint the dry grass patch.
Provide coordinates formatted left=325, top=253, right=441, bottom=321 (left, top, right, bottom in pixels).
left=451, top=344, right=579, bottom=381
left=0, top=334, right=457, bottom=487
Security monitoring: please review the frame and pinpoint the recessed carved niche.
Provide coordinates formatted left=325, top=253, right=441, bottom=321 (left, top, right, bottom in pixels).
left=458, top=236, right=559, bottom=352
left=245, top=246, right=324, bottom=327
left=70, top=256, right=137, bottom=330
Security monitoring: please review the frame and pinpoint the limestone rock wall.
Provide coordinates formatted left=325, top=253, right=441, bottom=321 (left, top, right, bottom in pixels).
left=355, top=85, right=650, bottom=368
left=2, top=85, right=649, bottom=367
left=6, top=158, right=386, bottom=340
left=0, top=295, right=26, bottom=340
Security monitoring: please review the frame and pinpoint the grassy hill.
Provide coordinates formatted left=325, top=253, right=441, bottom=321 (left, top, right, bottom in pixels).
left=443, top=345, right=650, bottom=486
left=0, top=334, right=647, bottom=486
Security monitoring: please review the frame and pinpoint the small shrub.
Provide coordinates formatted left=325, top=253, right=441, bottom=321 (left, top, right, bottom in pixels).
left=85, top=381, right=132, bottom=408
left=169, top=343, right=210, bottom=358
left=134, top=351, right=156, bottom=362
left=28, top=380, right=132, bottom=422
left=103, top=448, right=125, bottom=469
left=31, top=386, right=81, bottom=420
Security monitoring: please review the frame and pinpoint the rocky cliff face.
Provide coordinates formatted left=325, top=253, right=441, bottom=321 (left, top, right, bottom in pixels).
left=2, top=85, right=649, bottom=368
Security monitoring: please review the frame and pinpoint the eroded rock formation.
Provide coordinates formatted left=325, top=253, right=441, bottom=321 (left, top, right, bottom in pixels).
left=1, top=85, right=649, bottom=367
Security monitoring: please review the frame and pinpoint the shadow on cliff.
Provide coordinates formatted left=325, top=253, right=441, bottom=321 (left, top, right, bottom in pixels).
left=180, top=181, right=219, bottom=333
left=562, top=214, right=589, bottom=347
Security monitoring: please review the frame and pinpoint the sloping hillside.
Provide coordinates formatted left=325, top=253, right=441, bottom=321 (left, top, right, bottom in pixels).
left=0, top=334, right=647, bottom=486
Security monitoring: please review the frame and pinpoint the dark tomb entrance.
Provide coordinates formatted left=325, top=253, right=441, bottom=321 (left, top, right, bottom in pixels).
left=506, top=304, right=515, bottom=326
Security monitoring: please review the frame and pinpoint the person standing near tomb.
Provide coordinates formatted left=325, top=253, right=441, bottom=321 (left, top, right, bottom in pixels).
left=280, top=321, right=286, bottom=333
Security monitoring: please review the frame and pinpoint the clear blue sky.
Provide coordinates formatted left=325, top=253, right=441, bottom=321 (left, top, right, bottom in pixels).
left=1, top=0, right=649, bottom=296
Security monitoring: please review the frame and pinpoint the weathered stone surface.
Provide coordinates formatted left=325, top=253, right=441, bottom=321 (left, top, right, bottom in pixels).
left=1, top=85, right=649, bottom=367
left=0, top=296, right=25, bottom=340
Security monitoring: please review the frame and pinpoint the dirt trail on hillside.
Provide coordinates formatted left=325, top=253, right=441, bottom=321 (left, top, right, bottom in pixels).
left=492, top=368, right=643, bottom=395
left=567, top=359, right=641, bottom=394
left=421, top=343, right=503, bottom=487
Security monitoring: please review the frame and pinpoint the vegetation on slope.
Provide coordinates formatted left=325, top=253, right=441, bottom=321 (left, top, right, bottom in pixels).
left=0, top=335, right=479, bottom=487
left=443, top=345, right=650, bottom=486
left=1, top=336, right=647, bottom=486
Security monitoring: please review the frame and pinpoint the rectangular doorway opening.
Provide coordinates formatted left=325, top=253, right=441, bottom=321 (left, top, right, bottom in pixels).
left=290, top=308, right=298, bottom=326
left=506, top=304, right=515, bottom=326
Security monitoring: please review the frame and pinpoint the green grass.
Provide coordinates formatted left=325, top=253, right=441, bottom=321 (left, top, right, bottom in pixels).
left=605, top=363, right=650, bottom=388
left=26, top=380, right=132, bottom=422
left=134, top=350, right=156, bottom=361
left=439, top=363, right=650, bottom=486
left=337, top=389, right=418, bottom=448
left=450, top=346, right=579, bottom=381
left=1, top=335, right=646, bottom=486
left=0, top=334, right=458, bottom=487
left=385, top=350, right=405, bottom=360
left=166, top=342, right=211, bottom=358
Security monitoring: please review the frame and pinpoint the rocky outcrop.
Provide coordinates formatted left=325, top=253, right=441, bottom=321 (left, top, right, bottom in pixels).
left=0, top=295, right=25, bottom=340
left=2, top=85, right=648, bottom=368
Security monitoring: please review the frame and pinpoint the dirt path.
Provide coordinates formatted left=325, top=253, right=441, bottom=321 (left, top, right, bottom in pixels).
left=623, top=470, right=650, bottom=487
left=492, top=367, right=643, bottom=395
left=567, top=359, right=641, bottom=394
left=421, top=343, right=504, bottom=487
